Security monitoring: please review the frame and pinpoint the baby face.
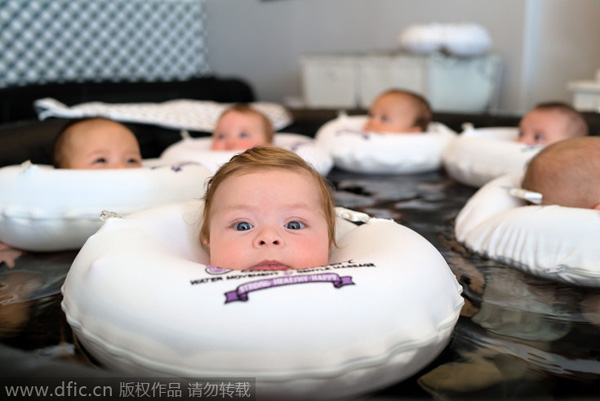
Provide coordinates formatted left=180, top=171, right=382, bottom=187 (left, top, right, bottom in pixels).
left=206, top=169, right=330, bottom=271
left=363, top=93, right=422, bottom=133
left=63, top=120, right=142, bottom=169
left=517, top=109, right=573, bottom=145
left=211, top=111, right=268, bottom=151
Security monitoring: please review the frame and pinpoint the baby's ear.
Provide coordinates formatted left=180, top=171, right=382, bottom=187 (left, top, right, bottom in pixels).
left=200, top=235, right=210, bottom=249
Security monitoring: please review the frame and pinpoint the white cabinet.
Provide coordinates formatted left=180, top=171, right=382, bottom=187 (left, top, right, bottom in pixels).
left=300, top=52, right=502, bottom=113
left=300, top=55, right=358, bottom=108
left=428, top=54, right=501, bottom=112
left=568, top=71, right=600, bottom=112
left=357, top=55, right=427, bottom=108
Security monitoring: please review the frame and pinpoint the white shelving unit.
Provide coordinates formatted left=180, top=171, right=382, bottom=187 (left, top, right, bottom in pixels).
left=300, top=51, right=502, bottom=113
left=357, top=54, right=428, bottom=109
left=568, top=70, right=600, bottom=112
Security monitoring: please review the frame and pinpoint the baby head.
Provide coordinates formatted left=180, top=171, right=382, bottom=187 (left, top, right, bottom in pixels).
left=521, top=136, right=600, bottom=209
left=211, top=104, right=274, bottom=151
left=363, top=89, right=432, bottom=134
left=200, top=146, right=336, bottom=271
left=53, top=118, right=142, bottom=169
left=517, top=102, right=588, bottom=145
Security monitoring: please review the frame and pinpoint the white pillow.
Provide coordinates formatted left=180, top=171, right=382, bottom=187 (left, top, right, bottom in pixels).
left=35, top=98, right=292, bottom=131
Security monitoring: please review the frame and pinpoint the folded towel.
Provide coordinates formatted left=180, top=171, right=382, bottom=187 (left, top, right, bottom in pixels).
left=35, top=98, right=292, bottom=131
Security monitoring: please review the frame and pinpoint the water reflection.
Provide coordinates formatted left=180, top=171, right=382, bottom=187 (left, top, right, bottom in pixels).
left=0, top=251, right=81, bottom=364
left=1, top=168, right=599, bottom=399
left=328, top=168, right=600, bottom=399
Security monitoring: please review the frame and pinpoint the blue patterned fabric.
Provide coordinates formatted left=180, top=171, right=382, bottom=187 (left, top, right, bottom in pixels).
left=0, top=0, right=209, bottom=88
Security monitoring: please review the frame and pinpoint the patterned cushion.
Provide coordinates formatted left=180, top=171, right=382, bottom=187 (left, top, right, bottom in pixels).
left=35, top=98, right=292, bottom=131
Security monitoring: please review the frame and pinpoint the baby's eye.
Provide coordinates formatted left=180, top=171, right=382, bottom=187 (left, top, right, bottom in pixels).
left=381, top=115, right=389, bottom=123
left=285, top=221, right=305, bottom=230
left=217, top=133, right=227, bottom=140
left=93, top=157, right=107, bottom=165
left=234, top=221, right=253, bottom=231
left=517, top=131, right=525, bottom=138
left=127, top=158, right=141, bottom=165
left=239, top=132, right=249, bottom=139
left=534, top=134, right=544, bottom=143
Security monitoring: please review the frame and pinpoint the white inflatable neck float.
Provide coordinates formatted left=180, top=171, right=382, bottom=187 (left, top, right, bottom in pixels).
left=443, top=125, right=543, bottom=187
left=62, top=201, right=464, bottom=400
left=0, top=161, right=211, bottom=251
left=398, top=23, right=492, bottom=57
left=316, top=114, right=456, bottom=175
left=456, top=173, right=600, bottom=287
left=159, top=132, right=333, bottom=176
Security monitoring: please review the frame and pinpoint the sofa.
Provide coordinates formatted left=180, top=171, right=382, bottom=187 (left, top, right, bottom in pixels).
left=0, top=76, right=254, bottom=166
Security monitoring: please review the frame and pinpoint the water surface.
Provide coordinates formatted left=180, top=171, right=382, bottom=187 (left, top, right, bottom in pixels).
left=1, top=168, right=599, bottom=399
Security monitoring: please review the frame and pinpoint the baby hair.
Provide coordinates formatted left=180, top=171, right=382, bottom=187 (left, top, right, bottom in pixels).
left=217, top=104, right=275, bottom=144
left=522, top=136, right=600, bottom=208
left=533, top=101, right=589, bottom=138
left=52, top=117, right=136, bottom=168
left=52, top=118, right=91, bottom=168
left=200, top=146, right=336, bottom=248
left=381, top=89, right=432, bottom=132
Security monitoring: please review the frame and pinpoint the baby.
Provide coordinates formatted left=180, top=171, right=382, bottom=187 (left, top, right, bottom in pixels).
left=200, top=146, right=336, bottom=271
left=363, top=89, right=432, bottom=133
left=211, top=105, right=274, bottom=151
left=521, top=136, right=600, bottom=209
left=517, top=102, right=588, bottom=145
left=1, top=118, right=142, bottom=268
left=53, top=118, right=142, bottom=169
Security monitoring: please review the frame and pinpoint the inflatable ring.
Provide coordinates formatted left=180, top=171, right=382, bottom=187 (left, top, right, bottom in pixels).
left=62, top=201, right=464, bottom=400
left=315, top=114, right=456, bottom=174
left=0, top=162, right=211, bottom=252
left=159, top=133, right=334, bottom=176
left=398, top=23, right=445, bottom=55
left=398, top=23, right=492, bottom=57
left=443, top=125, right=543, bottom=187
left=455, top=173, right=600, bottom=287
left=442, top=23, right=493, bottom=57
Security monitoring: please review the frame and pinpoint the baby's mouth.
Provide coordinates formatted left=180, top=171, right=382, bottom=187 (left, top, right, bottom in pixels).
left=249, top=261, right=291, bottom=271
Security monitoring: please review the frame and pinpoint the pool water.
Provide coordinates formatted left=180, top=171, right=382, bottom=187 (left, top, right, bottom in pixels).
left=1, top=168, right=599, bottom=399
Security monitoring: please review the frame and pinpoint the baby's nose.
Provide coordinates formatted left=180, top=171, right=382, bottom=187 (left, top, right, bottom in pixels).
left=363, top=118, right=377, bottom=132
left=254, top=228, right=283, bottom=247
left=225, top=138, right=238, bottom=150
left=516, top=137, right=532, bottom=145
